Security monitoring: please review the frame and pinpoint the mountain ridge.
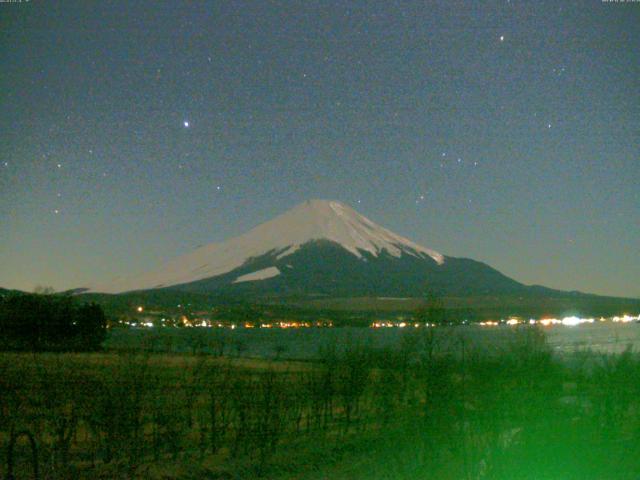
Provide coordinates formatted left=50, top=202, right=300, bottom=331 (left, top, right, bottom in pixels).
left=83, top=200, right=632, bottom=305
left=87, top=199, right=445, bottom=294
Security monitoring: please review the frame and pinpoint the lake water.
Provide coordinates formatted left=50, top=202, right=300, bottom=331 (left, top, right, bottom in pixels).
left=106, top=321, right=640, bottom=360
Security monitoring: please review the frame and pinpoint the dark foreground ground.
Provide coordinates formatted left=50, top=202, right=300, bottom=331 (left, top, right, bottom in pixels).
left=2, top=326, right=640, bottom=479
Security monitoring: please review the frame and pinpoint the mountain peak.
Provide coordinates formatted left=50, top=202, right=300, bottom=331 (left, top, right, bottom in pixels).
left=89, top=199, right=443, bottom=293
left=267, top=199, right=443, bottom=263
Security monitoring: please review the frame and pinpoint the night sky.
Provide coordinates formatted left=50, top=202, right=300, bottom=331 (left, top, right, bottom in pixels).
left=1, top=1, right=638, bottom=297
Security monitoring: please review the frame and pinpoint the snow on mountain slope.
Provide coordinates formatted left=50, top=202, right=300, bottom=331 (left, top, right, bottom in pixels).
left=232, top=266, right=281, bottom=283
left=89, top=199, right=444, bottom=293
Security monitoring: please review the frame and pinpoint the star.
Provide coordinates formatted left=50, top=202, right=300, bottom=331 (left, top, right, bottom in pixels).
left=54, top=209, right=60, bottom=214
left=183, top=120, right=190, bottom=128
left=57, top=163, right=62, bottom=168
left=547, top=123, right=552, bottom=129
left=499, top=35, right=505, bottom=42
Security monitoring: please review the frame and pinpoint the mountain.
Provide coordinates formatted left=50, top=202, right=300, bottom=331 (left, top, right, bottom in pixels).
left=84, top=200, right=594, bottom=299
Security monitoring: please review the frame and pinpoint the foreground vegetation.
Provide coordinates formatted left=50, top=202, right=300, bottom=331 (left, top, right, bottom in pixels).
left=2, top=326, right=640, bottom=479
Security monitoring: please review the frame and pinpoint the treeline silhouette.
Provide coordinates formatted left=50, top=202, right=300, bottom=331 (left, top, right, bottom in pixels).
left=0, top=292, right=107, bottom=352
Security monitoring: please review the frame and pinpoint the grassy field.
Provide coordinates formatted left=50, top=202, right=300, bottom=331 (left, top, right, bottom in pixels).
left=2, top=326, right=640, bottom=479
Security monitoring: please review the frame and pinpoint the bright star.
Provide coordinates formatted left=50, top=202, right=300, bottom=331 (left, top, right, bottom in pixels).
left=499, top=35, right=505, bottom=42
left=183, top=121, right=190, bottom=128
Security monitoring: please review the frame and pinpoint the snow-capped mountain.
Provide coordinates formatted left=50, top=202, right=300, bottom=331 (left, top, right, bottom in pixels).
left=89, top=199, right=525, bottom=297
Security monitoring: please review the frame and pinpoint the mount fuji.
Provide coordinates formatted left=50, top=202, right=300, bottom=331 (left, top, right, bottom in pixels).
left=88, top=199, right=539, bottom=298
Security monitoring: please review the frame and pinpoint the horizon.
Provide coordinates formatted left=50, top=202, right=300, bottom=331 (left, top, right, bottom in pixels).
left=1, top=1, right=638, bottom=297
left=2, top=197, right=637, bottom=300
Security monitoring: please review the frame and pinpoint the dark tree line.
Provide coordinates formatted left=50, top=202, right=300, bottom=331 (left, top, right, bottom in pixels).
left=0, top=293, right=107, bottom=351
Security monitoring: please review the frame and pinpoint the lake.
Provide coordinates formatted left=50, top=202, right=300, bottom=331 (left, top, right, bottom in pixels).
left=105, top=321, right=640, bottom=360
